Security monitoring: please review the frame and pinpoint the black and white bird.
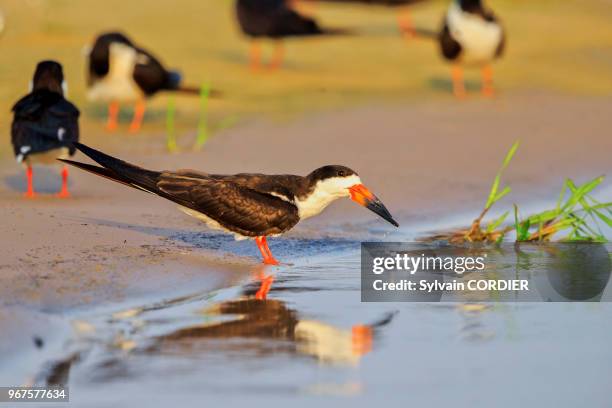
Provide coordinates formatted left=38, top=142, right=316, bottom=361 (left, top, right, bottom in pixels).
left=235, top=0, right=349, bottom=70
left=439, top=0, right=505, bottom=97
left=11, top=61, right=80, bottom=198
left=60, top=143, right=399, bottom=264
left=86, top=31, right=203, bottom=132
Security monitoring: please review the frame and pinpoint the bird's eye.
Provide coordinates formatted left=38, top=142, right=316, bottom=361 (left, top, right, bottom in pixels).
left=338, top=170, right=345, bottom=177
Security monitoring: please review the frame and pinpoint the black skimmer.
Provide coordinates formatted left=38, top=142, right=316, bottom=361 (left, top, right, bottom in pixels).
left=438, top=0, right=505, bottom=97
left=11, top=61, right=80, bottom=198
left=86, top=31, right=208, bottom=132
left=235, top=0, right=349, bottom=70
left=60, top=143, right=399, bottom=265
left=302, top=0, right=430, bottom=38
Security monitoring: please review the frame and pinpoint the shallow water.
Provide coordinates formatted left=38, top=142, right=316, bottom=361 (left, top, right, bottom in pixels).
left=20, top=236, right=610, bottom=407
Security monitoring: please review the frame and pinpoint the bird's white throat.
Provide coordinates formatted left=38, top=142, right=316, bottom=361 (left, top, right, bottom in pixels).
left=295, top=175, right=361, bottom=220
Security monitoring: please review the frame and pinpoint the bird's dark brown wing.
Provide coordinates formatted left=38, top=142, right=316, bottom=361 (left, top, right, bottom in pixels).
left=132, top=47, right=171, bottom=95
left=158, top=170, right=304, bottom=202
left=236, top=0, right=323, bottom=37
left=157, top=173, right=300, bottom=237
left=269, top=9, right=323, bottom=37
left=215, top=173, right=306, bottom=202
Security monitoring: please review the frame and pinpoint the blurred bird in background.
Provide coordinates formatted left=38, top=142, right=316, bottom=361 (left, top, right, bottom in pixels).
left=86, top=31, right=209, bottom=133
left=235, top=0, right=350, bottom=71
left=11, top=61, right=80, bottom=198
left=408, top=0, right=505, bottom=97
left=438, top=0, right=505, bottom=97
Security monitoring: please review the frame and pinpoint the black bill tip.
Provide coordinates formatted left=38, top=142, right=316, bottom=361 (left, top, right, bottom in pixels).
left=366, top=197, right=399, bottom=227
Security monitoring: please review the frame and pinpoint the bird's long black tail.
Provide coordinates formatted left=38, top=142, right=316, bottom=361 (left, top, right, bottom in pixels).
left=320, top=27, right=355, bottom=36
left=58, top=159, right=150, bottom=193
left=59, top=142, right=161, bottom=194
left=173, top=86, right=223, bottom=97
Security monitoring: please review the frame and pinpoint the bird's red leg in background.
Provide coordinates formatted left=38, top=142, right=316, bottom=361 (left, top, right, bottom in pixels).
left=481, top=64, right=495, bottom=97
left=452, top=65, right=466, bottom=99
left=129, top=100, right=146, bottom=133
left=106, top=101, right=119, bottom=131
left=250, top=41, right=261, bottom=71
left=398, top=6, right=416, bottom=38
left=56, top=165, right=70, bottom=198
left=255, top=236, right=280, bottom=265
left=269, top=42, right=284, bottom=70
left=24, top=166, right=35, bottom=199
left=291, top=0, right=317, bottom=15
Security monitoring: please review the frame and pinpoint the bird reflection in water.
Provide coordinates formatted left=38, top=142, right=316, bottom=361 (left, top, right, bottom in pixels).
left=153, top=266, right=395, bottom=365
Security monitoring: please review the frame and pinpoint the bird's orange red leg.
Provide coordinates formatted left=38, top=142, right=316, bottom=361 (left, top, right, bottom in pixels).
left=269, top=42, right=284, bottom=70
left=452, top=65, right=466, bottom=99
left=255, top=236, right=280, bottom=265
left=24, top=166, right=36, bottom=199
left=250, top=41, right=262, bottom=72
left=481, top=64, right=495, bottom=98
left=261, top=237, right=278, bottom=263
left=398, top=7, right=416, bottom=38
left=106, top=101, right=120, bottom=131
left=128, top=100, right=146, bottom=133
left=293, top=0, right=317, bottom=15
left=56, top=165, right=70, bottom=198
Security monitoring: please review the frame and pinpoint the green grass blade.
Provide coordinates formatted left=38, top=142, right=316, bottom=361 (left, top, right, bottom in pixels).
left=562, top=176, right=604, bottom=211
left=556, top=179, right=568, bottom=210
left=485, top=141, right=519, bottom=209
left=593, top=209, right=612, bottom=227
left=502, top=140, right=520, bottom=169
left=487, top=211, right=509, bottom=233
left=513, top=204, right=520, bottom=237
left=494, top=186, right=511, bottom=203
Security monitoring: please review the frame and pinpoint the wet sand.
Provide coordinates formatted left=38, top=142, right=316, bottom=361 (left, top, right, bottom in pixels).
left=1, top=92, right=611, bottom=390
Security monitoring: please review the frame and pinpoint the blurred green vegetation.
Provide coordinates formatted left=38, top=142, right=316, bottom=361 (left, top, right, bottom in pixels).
left=0, top=0, right=611, bottom=155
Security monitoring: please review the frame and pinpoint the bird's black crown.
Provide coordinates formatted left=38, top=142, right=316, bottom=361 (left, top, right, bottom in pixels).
left=460, top=0, right=485, bottom=13
left=308, top=165, right=358, bottom=183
